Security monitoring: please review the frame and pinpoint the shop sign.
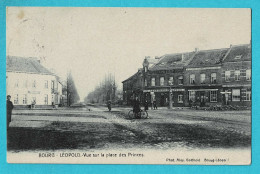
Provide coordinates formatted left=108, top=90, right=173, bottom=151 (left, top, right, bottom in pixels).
left=171, top=89, right=185, bottom=92
left=143, top=89, right=169, bottom=92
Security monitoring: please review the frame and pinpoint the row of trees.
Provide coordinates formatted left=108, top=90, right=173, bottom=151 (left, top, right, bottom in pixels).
left=62, top=71, right=80, bottom=106
left=84, top=73, right=122, bottom=104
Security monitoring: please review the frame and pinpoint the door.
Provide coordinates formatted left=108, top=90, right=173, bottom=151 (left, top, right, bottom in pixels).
left=160, top=94, right=165, bottom=106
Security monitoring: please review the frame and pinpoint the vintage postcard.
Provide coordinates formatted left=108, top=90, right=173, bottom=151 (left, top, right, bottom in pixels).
left=6, top=7, right=251, bottom=164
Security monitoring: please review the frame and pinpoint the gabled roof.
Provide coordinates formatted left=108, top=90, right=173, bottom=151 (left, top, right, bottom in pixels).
left=222, top=44, right=251, bottom=62
left=150, top=52, right=196, bottom=71
left=187, top=48, right=229, bottom=68
left=6, top=56, right=53, bottom=75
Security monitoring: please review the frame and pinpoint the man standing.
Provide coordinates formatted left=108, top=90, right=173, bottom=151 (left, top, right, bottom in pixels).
left=133, top=97, right=141, bottom=118
left=6, top=95, right=14, bottom=129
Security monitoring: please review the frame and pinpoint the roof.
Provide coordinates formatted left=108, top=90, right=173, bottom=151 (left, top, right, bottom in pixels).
left=6, top=56, right=53, bottom=75
left=187, top=48, right=229, bottom=68
left=150, top=52, right=196, bottom=71
left=222, top=44, right=251, bottom=62
left=122, top=70, right=142, bottom=83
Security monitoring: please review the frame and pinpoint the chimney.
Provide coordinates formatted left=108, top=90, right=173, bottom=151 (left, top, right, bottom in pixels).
left=195, top=48, right=199, bottom=52
left=230, top=44, right=233, bottom=48
left=181, top=54, right=184, bottom=61
left=155, top=56, right=160, bottom=59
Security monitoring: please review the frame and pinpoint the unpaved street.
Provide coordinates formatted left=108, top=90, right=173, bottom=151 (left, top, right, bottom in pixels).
left=7, top=107, right=251, bottom=151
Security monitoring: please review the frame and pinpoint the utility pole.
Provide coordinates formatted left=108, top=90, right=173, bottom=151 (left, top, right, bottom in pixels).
left=168, top=80, right=173, bottom=109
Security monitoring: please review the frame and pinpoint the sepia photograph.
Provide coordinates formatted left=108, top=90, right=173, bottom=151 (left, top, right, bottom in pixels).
left=6, top=7, right=251, bottom=164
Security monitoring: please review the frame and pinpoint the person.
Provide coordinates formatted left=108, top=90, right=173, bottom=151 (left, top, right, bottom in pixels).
left=107, top=100, right=111, bottom=111
left=6, top=95, right=14, bottom=129
left=153, top=99, right=157, bottom=110
left=133, top=97, right=141, bottom=118
left=144, top=100, right=149, bottom=111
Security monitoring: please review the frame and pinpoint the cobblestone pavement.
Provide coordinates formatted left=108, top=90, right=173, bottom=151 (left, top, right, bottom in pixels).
left=7, top=107, right=251, bottom=151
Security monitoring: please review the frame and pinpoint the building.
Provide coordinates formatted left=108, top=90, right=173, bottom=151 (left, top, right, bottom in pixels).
left=122, top=69, right=143, bottom=105
left=185, top=47, right=229, bottom=107
left=6, top=56, right=63, bottom=108
left=122, top=43, right=251, bottom=107
left=221, top=44, right=251, bottom=106
left=143, top=52, right=196, bottom=107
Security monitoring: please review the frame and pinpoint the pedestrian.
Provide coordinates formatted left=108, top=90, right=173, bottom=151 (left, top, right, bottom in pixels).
left=153, top=99, right=157, bottom=110
left=107, top=100, right=112, bottom=111
left=133, top=97, right=141, bottom=118
left=6, top=95, right=14, bottom=129
left=144, top=100, right=149, bottom=111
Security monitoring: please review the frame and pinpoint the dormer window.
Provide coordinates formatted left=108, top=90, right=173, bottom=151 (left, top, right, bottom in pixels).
left=235, top=55, right=242, bottom=59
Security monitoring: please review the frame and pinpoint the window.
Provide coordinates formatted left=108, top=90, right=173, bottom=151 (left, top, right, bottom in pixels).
left=44, top=80, right=48, bottom=88
left=210, top=91, right=217, bottom=102
left=178, top=95, right=183, bottom=103
left=14, top=94, right=19, bottom=104
left=151, top=78, right=155, bottom=86
left=245, top=89, right=251, bottom=101
left=211, top=73, right=217, bottom=84
left=144, top=79, right=147, bottom=87
left=14, top=79, right=19, bottom=88
left=235, top=55, right=242, bottom=59
left=225, top=71, right=231, bottom=81
left=234, top=70, right=240, bottom=81
left=168, top=77, right=174, bottom=85
left=160, top=77, right=164, bottom=86
left=200, top=74, right=206, bottom=84
left=51, top=80, right=55, bottom=93
left=44, top=94, right=48, bottom=105
left=22, top=94, right=27, bottom=104
left=32, top=80, right=36, bottom=88
left=232, top=89, right=240, bottom=101
left=189, top=91, right=196, bottom=102
left=178, top=76, right=183, bottom=85
left=246, top=69, right=251, bottom=81
left=190, top=74, right=195, bottom=84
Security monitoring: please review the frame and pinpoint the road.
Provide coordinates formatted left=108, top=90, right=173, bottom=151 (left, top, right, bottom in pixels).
left=7, top=106, right=251, bottom=151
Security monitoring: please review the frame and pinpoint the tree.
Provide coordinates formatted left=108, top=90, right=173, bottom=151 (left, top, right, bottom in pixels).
left=84, top=73, right=119, bottom=104
left=67, top=71, right=80, bottom=106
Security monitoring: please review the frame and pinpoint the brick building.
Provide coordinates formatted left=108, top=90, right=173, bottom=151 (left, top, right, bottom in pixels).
left=122, top=43, right=251, bottom=107
left=184, top=48, right=229, bottom=107
left=143, top=52, right=195, bottom=107
left=221, top=44, right=251, bottom=106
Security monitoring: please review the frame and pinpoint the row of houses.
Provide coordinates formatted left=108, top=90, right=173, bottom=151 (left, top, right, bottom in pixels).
left=6, top=56, right=65, bottom=108
left=122, top=43, right=251, bottom=107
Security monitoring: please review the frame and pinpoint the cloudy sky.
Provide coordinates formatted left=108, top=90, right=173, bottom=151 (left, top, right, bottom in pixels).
left=6, top=7, right=251, bottom=100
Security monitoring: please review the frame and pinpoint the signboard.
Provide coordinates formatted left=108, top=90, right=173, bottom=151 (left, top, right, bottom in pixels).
left=171, top=89, right=185, bottom=92
left=143, top=89, right=169, bottom=92
left=28, top=91, right=41, bottom=94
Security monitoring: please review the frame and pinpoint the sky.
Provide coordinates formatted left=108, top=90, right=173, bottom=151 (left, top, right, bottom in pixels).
left=6, top=7, right=251, bottom=101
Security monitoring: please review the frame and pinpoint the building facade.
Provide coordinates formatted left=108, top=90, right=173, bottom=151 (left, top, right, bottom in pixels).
left=221, top=44, right=251, bottom=106
left=6, top=56, right=63, bottom=108
left=122, top=43, right=251, bottom=107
